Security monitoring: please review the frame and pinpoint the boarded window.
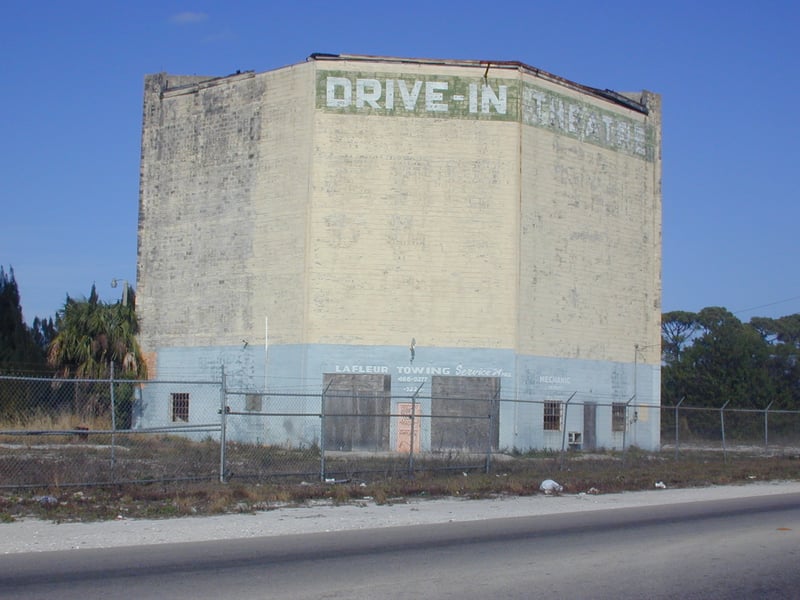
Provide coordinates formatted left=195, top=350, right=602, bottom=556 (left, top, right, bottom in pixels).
left=322, top=373, right=391, bottom=452
left=612, top=403, right=627, bottom=432
left=171, top=392, right=189, bottom=422
left=543, top=401, right=561, bottom=431
left=431, top=376, right=500, bottom=452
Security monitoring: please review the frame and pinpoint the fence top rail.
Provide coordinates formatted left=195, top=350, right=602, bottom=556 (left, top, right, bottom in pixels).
left=225, top=410, right=494, bottom=419
left=227, top=390, right=426, bottom=399
left=0, top=375, right=222, bottom=385
left=136, top=379, right=222, bottom=385
left=0, top=424, right=222, bottom=436
left=225, top=390, right=662, bottom=408
left=663, top=404, right=800, bottom=415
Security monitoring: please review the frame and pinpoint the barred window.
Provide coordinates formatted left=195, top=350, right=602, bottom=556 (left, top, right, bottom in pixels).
left=543, top=401, right=561, bottom=431
left=245, top=393, right=263, bottom=412
left=612, top=403, right=627, bottom=432
left=171, top=392, right=189, bottom=422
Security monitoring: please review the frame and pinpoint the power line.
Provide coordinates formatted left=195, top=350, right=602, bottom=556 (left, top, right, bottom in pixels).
left=733, top=294, right=800, bottom=316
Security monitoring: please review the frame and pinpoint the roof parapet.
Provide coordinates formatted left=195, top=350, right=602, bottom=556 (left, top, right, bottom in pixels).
left=308, top=53, right=648, bottom=115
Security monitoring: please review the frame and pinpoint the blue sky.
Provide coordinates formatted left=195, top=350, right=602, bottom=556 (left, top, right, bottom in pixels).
left=1, top=1, right=798, bottom=324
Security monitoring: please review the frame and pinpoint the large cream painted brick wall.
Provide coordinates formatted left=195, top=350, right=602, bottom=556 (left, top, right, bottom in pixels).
left=517, top=78, right=661, bottom=364
left=308, top=114, right=518, bottom=348
left=249, top=63, right=314, bottom=346
left=137, top=65, right=314, bottom=352
left=138, top=57, right=660, bottom=367
left=307, top=61, right=519, bottom=349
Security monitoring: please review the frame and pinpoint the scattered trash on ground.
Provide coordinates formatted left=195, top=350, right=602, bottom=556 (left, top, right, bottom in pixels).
left=539, top=479, right=563, bottom=495
left=655, top=481, right=667, bottom=489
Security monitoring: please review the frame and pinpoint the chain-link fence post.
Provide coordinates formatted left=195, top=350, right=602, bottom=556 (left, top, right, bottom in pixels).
left=109, top=361, right=117, bottom=481
left=408, top=381, right=424, bottom=477
left=764, top=401, right=774, bottom=450
left=320, top=380, right=332, bottom=481
left=408, top=394, right=416, bottom=476
left=674, top=396, right=685, bottom=460
left=622, top=394, right=636, bottom=467
left=219, top=366, right=228, bottom=483
left=559, top=392, right=576, bottom=471
left=720, top=399, right=730, bottom=463
left=485, top=387, right=500, bottom=474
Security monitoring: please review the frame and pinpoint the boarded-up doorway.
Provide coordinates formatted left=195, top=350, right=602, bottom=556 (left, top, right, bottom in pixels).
left=583, top=402, right=597, bottom=451
left=430, top=376, right=500, bottom=452
left=322, top=373, right=391, bottom=451
left=396, top=402, right=422, bottom=453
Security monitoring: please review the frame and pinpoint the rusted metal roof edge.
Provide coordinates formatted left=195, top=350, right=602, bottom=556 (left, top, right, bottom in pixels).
left=308, top=53, right=649, bottom=115
left=158, top=70, right=256, bottom=98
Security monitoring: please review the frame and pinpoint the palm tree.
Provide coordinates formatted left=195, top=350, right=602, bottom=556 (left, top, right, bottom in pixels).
left=48, top=284, right=147, bottom=424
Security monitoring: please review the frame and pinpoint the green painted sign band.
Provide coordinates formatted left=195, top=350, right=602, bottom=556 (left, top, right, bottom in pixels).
left=316, top=70, right=655, bottom=161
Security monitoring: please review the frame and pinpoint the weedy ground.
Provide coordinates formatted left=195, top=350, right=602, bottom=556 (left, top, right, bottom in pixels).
left=1, top=448, right=798, bottom=523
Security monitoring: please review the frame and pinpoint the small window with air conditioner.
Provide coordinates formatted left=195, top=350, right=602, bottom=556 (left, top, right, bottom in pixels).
left=543, top=401, right=561, bottom=431
left=171, top=392, right=189, bottom=422
left=612, top=402, right=627, bottom=432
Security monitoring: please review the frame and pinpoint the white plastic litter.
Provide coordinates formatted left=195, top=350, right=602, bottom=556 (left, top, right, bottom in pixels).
left=539, top=479, right=564, bottom=494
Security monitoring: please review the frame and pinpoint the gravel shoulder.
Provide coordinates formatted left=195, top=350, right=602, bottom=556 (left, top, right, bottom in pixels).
left=2, top=481, right=799, bottom=555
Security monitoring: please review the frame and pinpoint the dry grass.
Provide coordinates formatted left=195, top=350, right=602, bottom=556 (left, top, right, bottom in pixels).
left=0, top=410, right=111, bottom=433
left=1, top=448, right=798, bottom=523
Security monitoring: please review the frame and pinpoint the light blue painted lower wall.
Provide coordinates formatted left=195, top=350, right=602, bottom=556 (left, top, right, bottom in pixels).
left=136, top=343, right=661, bottom=451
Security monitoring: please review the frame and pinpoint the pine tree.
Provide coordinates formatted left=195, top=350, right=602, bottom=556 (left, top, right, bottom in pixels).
left=0, top=266, right=46, bottom=373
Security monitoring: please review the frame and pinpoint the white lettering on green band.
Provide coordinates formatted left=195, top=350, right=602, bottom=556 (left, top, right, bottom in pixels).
left=317, top=71, right=654, bottom=161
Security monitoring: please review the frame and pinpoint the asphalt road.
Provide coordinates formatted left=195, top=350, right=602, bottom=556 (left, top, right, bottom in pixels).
left=1, top=493, right=798, bottom=599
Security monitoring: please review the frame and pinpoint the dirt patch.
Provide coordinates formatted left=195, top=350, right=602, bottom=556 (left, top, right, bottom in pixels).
left=2, top=481, right=799, bottom=554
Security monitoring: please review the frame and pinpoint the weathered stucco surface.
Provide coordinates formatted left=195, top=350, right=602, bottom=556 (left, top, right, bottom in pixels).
left=136, top=55, right=662, bottom=450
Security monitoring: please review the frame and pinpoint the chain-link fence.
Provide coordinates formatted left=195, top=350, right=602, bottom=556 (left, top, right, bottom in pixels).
left=1, top=373, right=798, bottom=489
left=0, top=375, right=221, bottom=488
left=221, top=388, right=493, bottom=484
left=661, top=402, right=800, bottom=459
